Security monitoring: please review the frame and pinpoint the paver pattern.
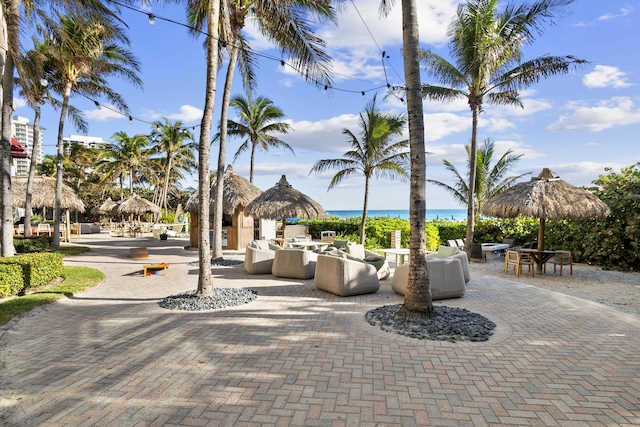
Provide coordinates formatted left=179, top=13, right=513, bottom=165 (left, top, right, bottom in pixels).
left=1, top=233, right=639, bottom=426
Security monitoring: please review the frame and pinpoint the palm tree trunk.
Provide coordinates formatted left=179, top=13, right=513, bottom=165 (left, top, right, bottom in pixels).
left=0, top=0, right=19, bottom=257
left=463, top=103, right=480, bottom=253
left=53, top=83, right=72, bottom=249
left=24, top=105, right=42, bottom=238
left=212, top=27, right=240, bottom=260
left=398, top=0, right=432, bottom=315
left=249, top=140, right=256, bottom=183
left=196, top=0, right=221, bottom=297
left=162, top=155, right=173, bottom=213
left=360, top=176, right=369, bottom=244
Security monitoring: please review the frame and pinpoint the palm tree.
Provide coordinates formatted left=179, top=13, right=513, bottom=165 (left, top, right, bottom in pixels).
left=418, top=0, right=585, bottom=252
left=226, top=95, right=293, bottom=183
left=41, top=13, right=141, bottom=248
left=188, top=0, right=336, bottom=261
left=193, top=0, right=221, bottom=296
left=16, top=40, right=50, bottom=238
left=379, top=0, right=431, bottom=315
left=1, top=0, right=125, bottom=256
left=428, top=138, right=531, bottom=214
left=150, top=118, right=197, bottom=213
left=97, top=132, right=151, bottom=197
left=311, top=95, right=409, bottom=244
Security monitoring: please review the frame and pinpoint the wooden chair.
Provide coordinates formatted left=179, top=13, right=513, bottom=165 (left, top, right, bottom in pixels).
left=545, top=250, right=573, bottom=276
left=504, top=250, right=534, bottom=278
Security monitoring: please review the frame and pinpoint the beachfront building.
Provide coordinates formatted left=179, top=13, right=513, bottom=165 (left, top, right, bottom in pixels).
left=62, top=134, right=111, bottom=155
left=11, top=115, right=44, bottom=176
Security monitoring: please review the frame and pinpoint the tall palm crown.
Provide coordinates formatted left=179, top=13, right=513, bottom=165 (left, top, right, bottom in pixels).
left=188, top=0, right=336, bottom=261
left=38, top=13, right=141, bottom=248
left=98, top=132, right=151, bottom=197
left=418, top=0, right=585, bottom=251
left=150, top=118, right=197, bottom=212
left=427, top=139, right=531, bottom=214
left=227, top=95, right=293, bottom=183
left=310, top=95, right=409, bottom=243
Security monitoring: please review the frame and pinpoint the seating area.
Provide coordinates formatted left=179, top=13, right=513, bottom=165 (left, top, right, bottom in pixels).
left=390, top=246, right=469, bottom=299
left=242, top=238, right=470, bottom=301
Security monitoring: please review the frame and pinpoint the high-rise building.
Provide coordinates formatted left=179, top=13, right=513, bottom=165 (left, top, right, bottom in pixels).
left=11, top=115, right=44, bottom=176
left=63, top=134, right=111, bottom=155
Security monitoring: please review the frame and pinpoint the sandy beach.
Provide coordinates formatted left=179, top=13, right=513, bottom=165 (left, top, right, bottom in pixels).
left=470, top=255, right=640, bottom=318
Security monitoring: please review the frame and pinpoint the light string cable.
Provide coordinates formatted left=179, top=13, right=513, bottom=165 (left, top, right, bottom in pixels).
left=347, top=0, right=406, bottom=102
left=106, top=0, right=393, bottom=96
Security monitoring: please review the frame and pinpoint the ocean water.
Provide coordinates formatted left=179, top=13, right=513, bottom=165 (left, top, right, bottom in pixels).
left=326, top=209, right=467, bottom=221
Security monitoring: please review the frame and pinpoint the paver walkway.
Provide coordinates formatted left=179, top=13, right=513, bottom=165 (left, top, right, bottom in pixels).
left=1, top=233, right=639, bottom=426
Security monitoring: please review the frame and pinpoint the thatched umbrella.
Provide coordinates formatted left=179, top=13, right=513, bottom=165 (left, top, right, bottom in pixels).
left=91, top=197, right=117, bottom=215
left=185, top=165, right=263, bottom=214
left=116, top=193, right=160, bottom=216
left=481, top=168, right=610, bottom=271
left=245, top=175, right=326, bottom=237
left=11, top=176, right=85, bottom=212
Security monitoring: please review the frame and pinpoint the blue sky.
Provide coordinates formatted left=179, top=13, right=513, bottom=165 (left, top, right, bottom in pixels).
left=13, top=0, right=640, bottom=211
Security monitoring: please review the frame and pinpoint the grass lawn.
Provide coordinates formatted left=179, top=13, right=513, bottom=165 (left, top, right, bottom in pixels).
left=0, top=266, right=104, bottom=326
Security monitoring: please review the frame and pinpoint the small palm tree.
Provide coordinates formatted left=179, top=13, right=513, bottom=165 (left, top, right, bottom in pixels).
left=97, top=132, right=151, bottom=197
left=417, top=0, right=585, bottom=251
left=226, top=95, right=293, bottom=183
left=150, top=118, right=197, bottom=213
left=311, top=95, right=409, bottom=244
left=427, top=138, right=531, bottom=214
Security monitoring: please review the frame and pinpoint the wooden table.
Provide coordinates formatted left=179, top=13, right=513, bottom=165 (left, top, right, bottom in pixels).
left=520, top=249, right=557, bottom=274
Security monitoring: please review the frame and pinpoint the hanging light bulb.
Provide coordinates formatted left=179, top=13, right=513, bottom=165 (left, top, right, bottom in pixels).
left=361, top=91, right=366, bottom=98
left=129, top=116, right=133, bottom=125
left=40, top=78, right=48, bottom=87
left=148, top=14, right=155, bottom=25
left=94, top=101, right=101, bottom=110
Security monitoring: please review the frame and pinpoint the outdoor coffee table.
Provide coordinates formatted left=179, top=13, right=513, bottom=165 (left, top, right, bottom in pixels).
left=377, top=248, right=410, bottom=266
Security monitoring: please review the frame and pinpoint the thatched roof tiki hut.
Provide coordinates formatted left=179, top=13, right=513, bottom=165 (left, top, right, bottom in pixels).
left=11, top=176, right=85, bottom=241
left=185, top=166, right=263, bottom=250
left=245, top=175, right=326, bottom=239
left=481, top=168, right=610, bottom=272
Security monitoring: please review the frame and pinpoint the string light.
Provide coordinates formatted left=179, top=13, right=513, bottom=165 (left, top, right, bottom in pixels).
left=94, top=101, right=100, bottom=109
left=148, top=14, right=155, bottom=25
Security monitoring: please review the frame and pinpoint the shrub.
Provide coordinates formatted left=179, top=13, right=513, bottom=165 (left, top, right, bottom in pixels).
left=0, top=264, right=23, bottom=297
left=0, top=253, right=64, bottom=294
left=14, top=236, right=53, bottom=253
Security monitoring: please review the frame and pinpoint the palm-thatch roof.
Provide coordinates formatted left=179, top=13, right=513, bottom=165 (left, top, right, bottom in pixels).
left=245, top=175, right=326, bottom=220
left=481, top=168, right=610, bottom=221
left=481, top=168, right=610, bottom=255
left=185, top=165, right=263, bottom=214
left=116, top=193, right=160, bottom=215
left=91, top=197, right=117, bottom=215
left=11, top=176, right=85, bottom=212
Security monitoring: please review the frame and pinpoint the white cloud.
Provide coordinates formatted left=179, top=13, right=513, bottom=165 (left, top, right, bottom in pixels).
left=597, top=6, right=634, bottom=22
left=547, top=97, right=640, bottom=132
left=167, top=105, right=203, bottom=122
left=13, top=98, right=27, bottom=109
left=583, top=65, right=633, bottom=88
left=84, top=106, right=125, bottom=121
left=424, top=113, right=470, bottom=142
left=543, top=162, right=628, bottom=187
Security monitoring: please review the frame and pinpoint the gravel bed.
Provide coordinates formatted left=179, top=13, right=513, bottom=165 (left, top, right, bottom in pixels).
left=365, top=304, right=496, bottom=342
left=158, top=288, right=257, bottom=311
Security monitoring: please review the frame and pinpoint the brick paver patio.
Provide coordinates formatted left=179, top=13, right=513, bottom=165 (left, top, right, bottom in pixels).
left=1, top=233, right=639, bottom=426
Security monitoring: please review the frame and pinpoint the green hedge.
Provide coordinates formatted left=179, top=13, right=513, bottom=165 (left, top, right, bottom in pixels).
left=0, top=264, right=23, bottom=297
left=0, top=252, right=64, bottom=295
